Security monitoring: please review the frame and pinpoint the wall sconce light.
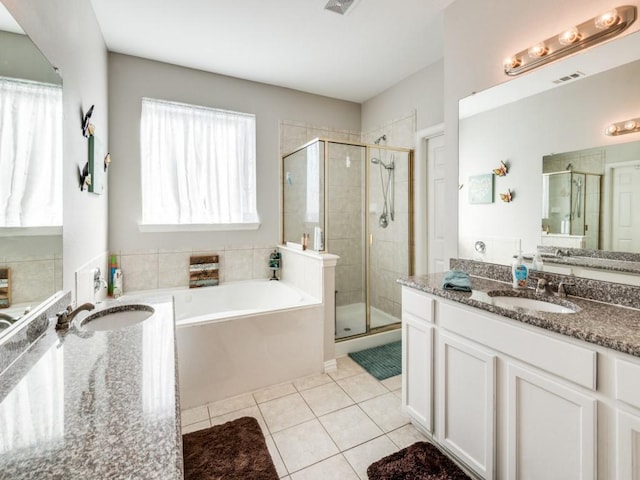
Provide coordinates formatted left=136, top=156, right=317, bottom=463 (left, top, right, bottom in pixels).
left=605, top=117, right=640, bottom=136
left=504, top=5, right=637, bottom=76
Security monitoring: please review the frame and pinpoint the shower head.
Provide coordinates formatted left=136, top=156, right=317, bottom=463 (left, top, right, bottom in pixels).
left=371, top=156, right=394, bottom=170
left=371, top=157, right=381, bottom=165
left=374, top=134, right=387, bottom=145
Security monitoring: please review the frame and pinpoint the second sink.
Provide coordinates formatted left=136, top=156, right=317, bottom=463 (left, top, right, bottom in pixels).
left=487, top=291, right=578, bottom=314
left=80, top=304, right=155, bottom=331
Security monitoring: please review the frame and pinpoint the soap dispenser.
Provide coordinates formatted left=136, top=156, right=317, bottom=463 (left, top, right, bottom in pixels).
left=531, top=251, right=544, bottom=271
left=512, top=241, right=528, bottom=289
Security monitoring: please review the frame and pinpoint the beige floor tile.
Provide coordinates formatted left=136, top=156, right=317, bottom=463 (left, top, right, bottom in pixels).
left=319, top=405, right=384, bottom=451
left=254, top=382, right=297, bottom=404
left=210, top=405, right=268, bottom=435
left=272, top=419, right=339, bottom=473
left=380, top=374, right=402, bottom=392
left=299, top=382, right=354, bottom=417
left=181, top=405, right=209, bottom=426
left=359, top=392, right=410, bottom=432
left=207, top=392, right=256, bottom=418
left=259, top=393, right=315, bottom=433
left=392, top=389, right=402, bottom=400
left=328, top=356, right=366, bottom=381
left=290, top=454, right=359, bottom=480
left=386, top=424, right=430, bottom=450
left=265, top=434, right=289, bottom=478
left=293, top=373, right=334, bottom=392
left=343, top=435, right=398, bottom=480
left=337, top=372, right=388, bottom=403
left=181, top=419, right=211, bottom=435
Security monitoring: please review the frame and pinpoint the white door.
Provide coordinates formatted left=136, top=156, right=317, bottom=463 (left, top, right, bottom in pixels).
left=437, top=332, right=496, bottom=479
left=428, top=133, right=446, bottom=273
left=402, top=312, right=434, bottom=433
left=611, top=164, right=640, bottom=252
left=617, top=410, right=640, bottom=480
left=507, top=364, right=597, bottom=480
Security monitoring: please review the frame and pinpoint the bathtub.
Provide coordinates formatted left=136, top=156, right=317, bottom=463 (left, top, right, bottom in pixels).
left=173, top=280, right=324, bottom=409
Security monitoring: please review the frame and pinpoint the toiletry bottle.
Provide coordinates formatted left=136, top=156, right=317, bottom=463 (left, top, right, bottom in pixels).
left=532, top=251, right=544, bottom=271
left=512, top=249, right=528, bottom=289
left=108, top=255, right=117, bottom=296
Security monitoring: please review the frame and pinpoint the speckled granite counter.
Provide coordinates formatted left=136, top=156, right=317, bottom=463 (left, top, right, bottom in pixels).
left=0, top=295, right=182, bottom=479
left=399, top=273, right=640, bottom=358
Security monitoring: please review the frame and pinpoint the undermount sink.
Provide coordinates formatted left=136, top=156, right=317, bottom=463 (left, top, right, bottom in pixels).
left=487, top=291, right=578, bottom=314
left=80, top=304, right=155, bottom=331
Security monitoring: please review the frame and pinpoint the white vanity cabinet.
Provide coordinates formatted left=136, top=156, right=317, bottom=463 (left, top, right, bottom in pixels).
left=401, top=288, right=435, bottom=434
left=400, top=285, right=640, bottom=480
left=614, top=358, right=640, bottom=480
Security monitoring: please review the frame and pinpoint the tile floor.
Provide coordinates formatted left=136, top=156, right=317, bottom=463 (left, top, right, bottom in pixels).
left=181, top=355, right=429, bottom=479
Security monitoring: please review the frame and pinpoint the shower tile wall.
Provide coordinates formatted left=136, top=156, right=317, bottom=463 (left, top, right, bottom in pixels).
left=113, top=245, right=276, bottom=293
left=364, top=112, right=416, bottom=321
left=280, top=120, right=362, bottom=156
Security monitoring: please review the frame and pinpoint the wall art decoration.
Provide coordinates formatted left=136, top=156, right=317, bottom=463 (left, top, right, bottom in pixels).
left=468, top=173, right=494, bottom=204
left=493, top=160, right=509, bottom=177
left=499, top=188, right=513, bottom=203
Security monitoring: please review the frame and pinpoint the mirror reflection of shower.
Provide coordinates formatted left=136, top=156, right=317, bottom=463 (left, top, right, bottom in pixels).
left=371, top=135, right=395, bottom=228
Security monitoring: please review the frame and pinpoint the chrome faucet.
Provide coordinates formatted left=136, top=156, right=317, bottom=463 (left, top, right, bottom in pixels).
left=533, top=277, right=552, bottom=295
left=55, top=303, right=95, bottom=330
left=557, top=281, right=575, bottom=298
left=0, top=312, right=15, bottom=322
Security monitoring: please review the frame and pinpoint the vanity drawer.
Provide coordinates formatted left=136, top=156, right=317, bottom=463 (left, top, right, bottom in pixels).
left=439, top=301, right=597, bottom=390
left=615, top=357, right=640, bottom=410
left=402, top=288, right=434, bottom=323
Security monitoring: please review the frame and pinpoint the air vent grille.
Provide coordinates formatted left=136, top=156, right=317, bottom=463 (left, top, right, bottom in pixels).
left=552, top=71, right=586, bottom=84
left=324, top=0, right=361, bottom=15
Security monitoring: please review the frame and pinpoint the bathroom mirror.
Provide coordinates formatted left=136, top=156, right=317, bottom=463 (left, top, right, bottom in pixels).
left=0, top=4, right=63, bottom=335
left=458, top=29, right=640, bottom=270
left=282, top=139, right=326, bottom=250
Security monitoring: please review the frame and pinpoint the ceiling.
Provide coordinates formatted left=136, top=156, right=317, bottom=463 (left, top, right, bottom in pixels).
left=89, top=0, right=449, bottom=103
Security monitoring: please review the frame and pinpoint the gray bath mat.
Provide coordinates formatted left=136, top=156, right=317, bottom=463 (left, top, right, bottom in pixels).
left=348, top=341, right=401, bottom=380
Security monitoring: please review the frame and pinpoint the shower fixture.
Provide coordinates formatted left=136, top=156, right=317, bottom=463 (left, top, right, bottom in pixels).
left=374, top=134, right=387, bottom=145
left=371, top=153, right=395, bottom=228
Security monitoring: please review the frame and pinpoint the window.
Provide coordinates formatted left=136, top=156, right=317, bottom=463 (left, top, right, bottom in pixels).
left=140, top=98, right=258, bottom=229
left=0, top=77, right=62, bottom=228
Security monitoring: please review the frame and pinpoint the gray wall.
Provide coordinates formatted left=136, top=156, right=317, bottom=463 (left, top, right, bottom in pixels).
left=361, top=60, right=444, bottom=134
left=108, top=53, right=361, bottom=252
left=3, top=0, right=109, bottom=298
left=0, top=30, right=61, bottom=84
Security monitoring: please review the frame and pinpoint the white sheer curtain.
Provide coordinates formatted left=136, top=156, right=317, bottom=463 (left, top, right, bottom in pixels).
left=140, top=98, right=258, bottom=225
left=0, top=77, right=62, bottom=227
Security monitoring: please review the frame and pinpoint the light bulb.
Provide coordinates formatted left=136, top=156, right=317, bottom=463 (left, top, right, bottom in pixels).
left=595, top=9, right=619, bottom=29
left=605, top=124, right=619, bottom=135
left=528, top=43, right=548, bottom=58
left=503, top=57, right=521, bottom=70
left=558, top=27, right=581, bottom=45
left=624, top=120, right=637, bottom=131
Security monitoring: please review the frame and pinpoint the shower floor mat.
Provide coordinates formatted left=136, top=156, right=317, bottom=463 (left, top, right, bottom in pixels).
left=348, top=340, right=401, bottom=381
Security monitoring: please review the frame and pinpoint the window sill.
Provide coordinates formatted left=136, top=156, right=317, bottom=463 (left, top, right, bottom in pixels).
left=0, top=226, right=62, bottom=237
left=138, top=222, right=261, bottom=233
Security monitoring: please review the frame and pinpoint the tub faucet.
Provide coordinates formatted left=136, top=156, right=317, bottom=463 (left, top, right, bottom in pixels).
left=56, top=303, right=95, bottom=330
left=0, top=312, right=15, bottom=323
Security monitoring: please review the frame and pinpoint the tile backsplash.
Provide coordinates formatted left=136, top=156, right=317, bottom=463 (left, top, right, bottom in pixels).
left=113, top=245, right=276, bottom=293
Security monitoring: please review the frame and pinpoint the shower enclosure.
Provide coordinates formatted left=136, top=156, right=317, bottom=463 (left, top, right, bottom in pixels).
left=542, top=170, right=602, bottom=249
left=282, top=138, right=413, bottom=340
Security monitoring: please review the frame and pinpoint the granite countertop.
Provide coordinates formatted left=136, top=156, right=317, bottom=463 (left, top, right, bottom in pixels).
left=0, top=296, right=182, bottom=479
left=399, top=273, right=640, bottom=358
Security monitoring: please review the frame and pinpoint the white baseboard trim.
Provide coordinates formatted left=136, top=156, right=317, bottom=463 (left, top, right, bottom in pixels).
left=324, top=359, right=337, bottom=372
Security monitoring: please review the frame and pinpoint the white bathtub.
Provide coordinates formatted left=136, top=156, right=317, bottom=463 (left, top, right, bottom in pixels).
left=173, top=280, right=324, bottom=409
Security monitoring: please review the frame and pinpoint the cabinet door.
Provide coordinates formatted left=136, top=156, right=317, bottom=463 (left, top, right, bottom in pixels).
left=617, top=410, right=640, bottom=480
left=507, top=364, right=596, bottom=480
left=402, top=311, right=434, bottom=433
left=437, top=332, right=496, bottom=480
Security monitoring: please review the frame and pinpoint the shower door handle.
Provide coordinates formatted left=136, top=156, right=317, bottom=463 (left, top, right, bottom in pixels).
left=369, top=234, right=373, bottom=245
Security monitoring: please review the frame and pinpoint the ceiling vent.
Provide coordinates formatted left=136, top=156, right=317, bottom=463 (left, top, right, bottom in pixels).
left=552, top=71, right=586, bottom=85
left=324, top=0, right=362, bottom=15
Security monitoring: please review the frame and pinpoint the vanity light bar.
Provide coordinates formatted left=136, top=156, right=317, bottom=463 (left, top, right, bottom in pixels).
left=504, top=5, right=637, bottom=76
left=605, top=117, right=640, bottom=136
